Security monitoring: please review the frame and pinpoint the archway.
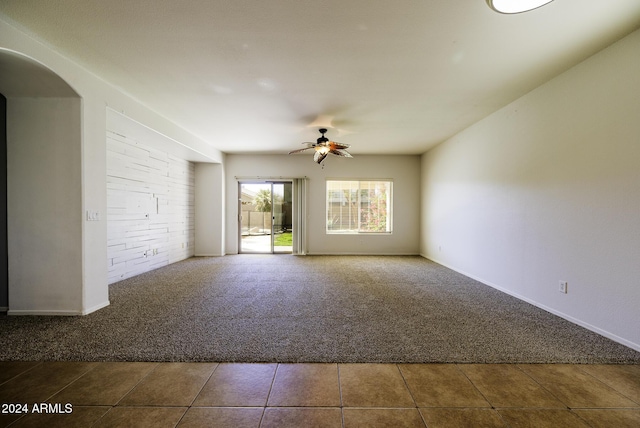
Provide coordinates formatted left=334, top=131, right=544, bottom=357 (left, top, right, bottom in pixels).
left=0, top=49, right=83, bottom=314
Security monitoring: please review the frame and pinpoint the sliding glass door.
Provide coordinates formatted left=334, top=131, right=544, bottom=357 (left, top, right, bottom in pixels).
left=271, top=182, right=292, bottom=253
left=239, top=181, right=292, bottom=254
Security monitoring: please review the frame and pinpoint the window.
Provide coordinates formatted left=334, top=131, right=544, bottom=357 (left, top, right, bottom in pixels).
left=326, top=180, right=392, bottom=234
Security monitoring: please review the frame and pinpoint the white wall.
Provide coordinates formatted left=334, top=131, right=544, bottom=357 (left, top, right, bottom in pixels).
left=195, top=162, right=226, bottom=256
left=1, top=16, right=222, bottom=314
left=106, top=131, right=195, bottom=283
left=226, top=154, right=421, bottom=255
left=421, top=29, right=640, bottom=350
left=7, top=97, right=83, bottom=314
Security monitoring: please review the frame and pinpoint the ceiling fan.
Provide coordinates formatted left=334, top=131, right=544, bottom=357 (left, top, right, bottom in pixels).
left=288, top=128, right=353, bottom=164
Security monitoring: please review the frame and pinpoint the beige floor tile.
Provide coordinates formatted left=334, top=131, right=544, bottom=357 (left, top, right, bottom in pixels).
left=573, top=409, right=640, bottom=428
left=419, top=408, right=507, bottom=428
left=339, top=364, right=415, bottom=407
left=0, top=361, right=40, bottom=384
left=498, top=409, right=591, bottom=428
left=3, top=361, right=636, bottom=428
left=0, top=361, right=97, bottom=404
left=578, top=365, right=640, bottom=404
left=343, top=408, right=425, bottom=428
left=119, top=362, right=217, bottom=406
left=177, top=407, right=264, bottom=428
left=267, top=363, right=340, bottom=407
left=8, top=405, right=110, bottom=428
left=50, top=362, right=157, bottom=405
left=519, top=364, right=637, bottom=408
left=459, top=364, right=564, bottom=408
left=399, top=364, right=490, bottom=408
left=261, top=407, right=342, bottom=428
left=92, top=406, right=187, bottom=428
left=192, top=363, right=276, bottom=407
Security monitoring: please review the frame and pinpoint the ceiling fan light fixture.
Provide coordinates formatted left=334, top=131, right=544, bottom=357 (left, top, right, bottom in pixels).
left=288, top=128, right=353, bottom=165
left=486, top=0, right=554, bottom=14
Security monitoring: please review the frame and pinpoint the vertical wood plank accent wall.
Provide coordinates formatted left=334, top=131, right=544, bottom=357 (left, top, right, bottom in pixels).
left=106, top=131, right=195, bottom=284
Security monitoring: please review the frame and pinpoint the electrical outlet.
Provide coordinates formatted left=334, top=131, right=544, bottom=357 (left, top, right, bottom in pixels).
left=559, top=281, right=568, bottom=294
left=86, top=210, right=100, bottom=221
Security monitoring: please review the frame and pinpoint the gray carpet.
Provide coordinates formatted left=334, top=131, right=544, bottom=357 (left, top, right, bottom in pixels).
left=1, top=255, right=639, bottom=363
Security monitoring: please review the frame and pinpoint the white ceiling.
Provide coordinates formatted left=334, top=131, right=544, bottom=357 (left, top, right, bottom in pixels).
left=1, top=0, right=639, bottom=155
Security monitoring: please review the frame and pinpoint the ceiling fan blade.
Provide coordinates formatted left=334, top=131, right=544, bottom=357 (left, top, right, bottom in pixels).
left=329, top=141, right=350, bottom=150
left=331, top=149, right=353, bottom=158
left=288, top=147, right=313, bottom=154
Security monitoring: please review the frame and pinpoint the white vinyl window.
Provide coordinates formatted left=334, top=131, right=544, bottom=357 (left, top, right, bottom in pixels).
left=326, top=180, right=392, bottom=234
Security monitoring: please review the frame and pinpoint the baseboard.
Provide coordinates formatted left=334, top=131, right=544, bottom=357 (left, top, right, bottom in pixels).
left=307, top=252, right=421, bottom=256
left=0, top=306, right=8, bottom=312
left=8, top=309, right=84, bottom=316
left=226, top=252, right=421, bottom=256
left=194, top=253, right=225, bottom=257
left=82, top=300, right=111, bottom=315
left=421, top=254, right=640, bottom=353
left=7, top=300, right=111, bottom=316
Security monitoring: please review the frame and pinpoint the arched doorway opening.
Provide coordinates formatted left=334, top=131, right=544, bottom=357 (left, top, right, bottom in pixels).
left=0, top=48, right=83, bottom=314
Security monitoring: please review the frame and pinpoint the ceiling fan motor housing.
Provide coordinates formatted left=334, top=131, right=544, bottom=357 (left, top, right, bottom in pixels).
left=317, top=128, right=328, bottom=144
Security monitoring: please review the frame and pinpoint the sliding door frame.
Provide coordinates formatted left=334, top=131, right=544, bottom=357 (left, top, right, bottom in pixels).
left=237, top=178, right=306, bottom=254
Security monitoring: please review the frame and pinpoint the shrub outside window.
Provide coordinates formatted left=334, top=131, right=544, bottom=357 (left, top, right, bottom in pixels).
left=326, top=180, right=392, bottom=234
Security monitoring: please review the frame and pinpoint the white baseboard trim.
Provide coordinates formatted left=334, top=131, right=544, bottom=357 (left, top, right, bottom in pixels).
left=307, top=252, right=421, bottom=256
left=82, top=300, right=111, bottom=315
left=8, top=309, right=83, bottom=316
left=421, top=254, right=640, bottom=353
left=227, top=252, right=422, bottom=256
left=0, top=306, right=8, bottom=312
left=194, top=253, right=225, bottom=257
left=7, top=300, right=111, bottom=316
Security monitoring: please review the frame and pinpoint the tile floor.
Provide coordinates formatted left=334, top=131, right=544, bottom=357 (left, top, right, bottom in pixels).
left=0, top=362, right=639, bottom=427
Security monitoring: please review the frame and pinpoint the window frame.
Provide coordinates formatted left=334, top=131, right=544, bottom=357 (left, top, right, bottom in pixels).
left=325, top=179, right=393, bottom=235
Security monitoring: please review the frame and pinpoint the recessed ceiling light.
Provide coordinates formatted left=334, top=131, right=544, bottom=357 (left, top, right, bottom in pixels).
left=486, top=0, right=554, bottom=14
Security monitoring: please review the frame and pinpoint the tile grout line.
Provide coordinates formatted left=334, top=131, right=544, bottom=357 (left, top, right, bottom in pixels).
left=256, top=362, right=280, bottom=427
left=571, top=364, right=640, bottom=406
left=454, top=363, right=495, bottom=409
left=43, top=362, right=100, bottom=403
left=173, top=362, right=221, bottom=428
left=516, top=364, right=578, bottom=412
left=6, top=362, right=101, bottom=428
left=395, top=364, right=419, bottom=409
left=186, top=362, right=220, bottom=407
left=112, top=362, right=161, bottom=407
left=0, top=361, right=43, bottom=388
left=85, top=362, right=161, bottom=427
left=396, top=363, right=429, bottom=428
left=337, top=363, right=345, bottom=428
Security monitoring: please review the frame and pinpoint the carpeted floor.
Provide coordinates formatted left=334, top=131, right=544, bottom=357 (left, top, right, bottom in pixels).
left=1, top=255, right=639, bottom=363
